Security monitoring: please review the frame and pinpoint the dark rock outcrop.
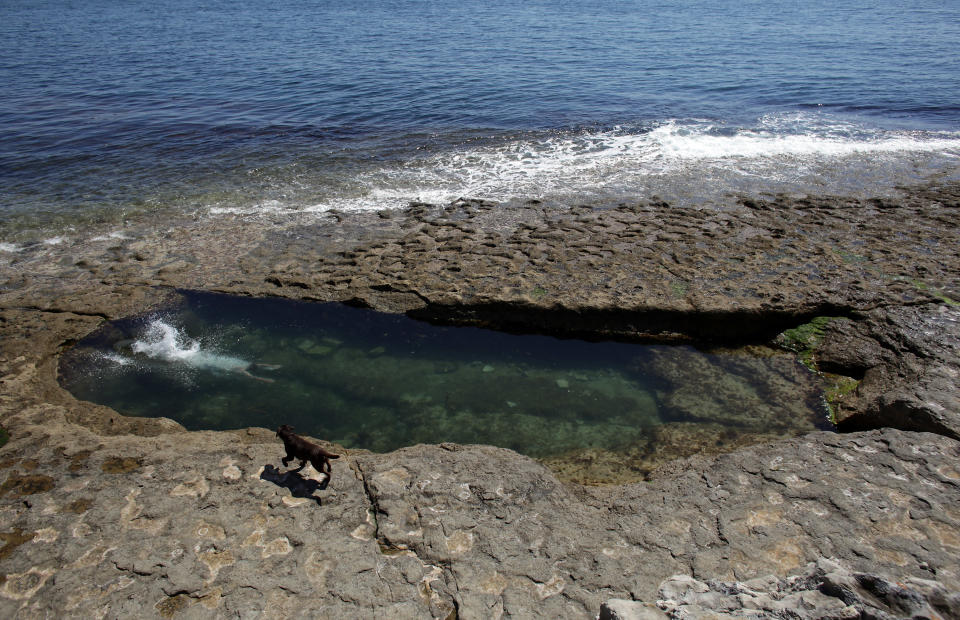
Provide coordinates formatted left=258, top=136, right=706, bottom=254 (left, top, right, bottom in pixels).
left=815, top=304, right=960, bottom=440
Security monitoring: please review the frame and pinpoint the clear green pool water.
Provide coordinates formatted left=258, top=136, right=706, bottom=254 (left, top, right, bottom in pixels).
left=58, top=291, right=830, bottom=481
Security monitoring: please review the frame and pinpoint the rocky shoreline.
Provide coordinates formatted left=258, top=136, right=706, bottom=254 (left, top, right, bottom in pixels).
left=1, top=183, right=959, bottom=617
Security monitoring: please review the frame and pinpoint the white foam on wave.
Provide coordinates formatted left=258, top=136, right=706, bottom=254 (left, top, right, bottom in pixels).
left=0, top=242, right=22, bottom=253
left=650, top=120, right=960, bottom=160
left=91, top=231, right=134, bottom=242
left=209, top=199, right=288, bottom=216
left=205, top=113, right=960, bottom=216
left=130, top=319, right=251, bottom=373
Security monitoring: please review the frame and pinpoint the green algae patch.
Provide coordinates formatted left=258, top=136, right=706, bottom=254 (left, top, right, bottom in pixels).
left=669, top=280, right=689, bottom=298
left=910, top=280, right=960, bottom=307
left=776, top=316, right=845, bottom=371
left=822, top=373, right=861, bottom=425
left=0, top=427, right=8, bottom=448
left=776, top=317, right=860, bottom=424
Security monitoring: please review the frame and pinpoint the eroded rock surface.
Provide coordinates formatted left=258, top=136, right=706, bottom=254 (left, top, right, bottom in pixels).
left=601, top=558, right=960, bottom=619
left=816, top=304, right=960, bottom=440
left=0, top=424, right=958, bottom=618
left=0, top=183, right=959, bottom=616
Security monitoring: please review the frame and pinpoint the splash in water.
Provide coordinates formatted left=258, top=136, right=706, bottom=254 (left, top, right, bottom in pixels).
left=122, top=319, right=279, bottom=382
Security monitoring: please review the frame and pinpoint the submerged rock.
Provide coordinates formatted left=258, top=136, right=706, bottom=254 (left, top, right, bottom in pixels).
left=632, top=347, right=825, bottom=432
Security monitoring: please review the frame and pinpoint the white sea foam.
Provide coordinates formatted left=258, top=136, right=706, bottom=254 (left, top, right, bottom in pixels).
left=91, top=231, right=134, bottom=242
left=0, top=242, right=22, bottom=253
left=204, top=113, right=960, bottom=217
left=649, top=120, right=960, bottom=160
left=209, top=199, right=288, bottom=216
left=99, top=351, right=133, bottom=366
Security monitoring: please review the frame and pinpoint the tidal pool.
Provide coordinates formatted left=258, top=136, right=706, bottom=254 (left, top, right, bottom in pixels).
left=58, top=291, right=831, bottom=483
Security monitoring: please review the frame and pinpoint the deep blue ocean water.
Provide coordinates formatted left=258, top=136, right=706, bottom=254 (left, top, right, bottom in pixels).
left=2, top=0, right=959, bottom=242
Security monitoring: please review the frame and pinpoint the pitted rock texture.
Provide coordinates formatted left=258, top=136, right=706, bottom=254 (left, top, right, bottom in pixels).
left=4, top=185, right=959, bottom=332
left=1, top=183, right=960, bottom=616
left=0, top=426, right=958, bottom=618
left=3, top=185, right=959, bottom=432
left=601, top=558, right=960, bottom=619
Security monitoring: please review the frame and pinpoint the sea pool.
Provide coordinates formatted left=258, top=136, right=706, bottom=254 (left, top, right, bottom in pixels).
left=59, top=291, right=831, bottom=482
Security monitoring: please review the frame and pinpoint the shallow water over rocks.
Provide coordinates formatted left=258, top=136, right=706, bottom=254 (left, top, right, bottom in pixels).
left=58, top=291, right=830, bottom=483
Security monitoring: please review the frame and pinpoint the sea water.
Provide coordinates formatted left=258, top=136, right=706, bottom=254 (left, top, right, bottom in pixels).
left=1, top=0, right=959, bottom=244
left=59, top=292, right=830, bottom=482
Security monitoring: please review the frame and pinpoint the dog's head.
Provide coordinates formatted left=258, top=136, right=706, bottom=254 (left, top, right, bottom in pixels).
left=276, top=424, right=294, bottom=438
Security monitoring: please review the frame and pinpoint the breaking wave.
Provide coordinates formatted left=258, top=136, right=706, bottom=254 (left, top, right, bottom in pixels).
left=208, top=113, right=960, bottom=216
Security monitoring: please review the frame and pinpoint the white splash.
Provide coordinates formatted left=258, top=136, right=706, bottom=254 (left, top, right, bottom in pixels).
left=130, top=320, right=251, bottom=373
left=648, top=118, right=960, bottom=160
left=99, top=351, right=133, bottom=366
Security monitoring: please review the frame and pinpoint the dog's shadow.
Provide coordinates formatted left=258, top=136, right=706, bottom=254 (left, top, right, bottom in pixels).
left=260, top=464, right=328, bottom=505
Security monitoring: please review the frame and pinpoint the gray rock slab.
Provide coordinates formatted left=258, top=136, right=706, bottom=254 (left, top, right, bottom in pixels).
left=1, top=183, right=960, bottom=617
left=609, top=557, right=960, bottom=619
left=1, top=427, right=958, bottom=617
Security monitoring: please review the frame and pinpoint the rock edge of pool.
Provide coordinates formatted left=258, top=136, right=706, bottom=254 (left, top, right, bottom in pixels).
left=1, top=182, right=959, bottom=617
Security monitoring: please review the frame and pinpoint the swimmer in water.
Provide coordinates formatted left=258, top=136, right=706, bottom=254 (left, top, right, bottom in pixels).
left=113, top=333, right=282, bottom=383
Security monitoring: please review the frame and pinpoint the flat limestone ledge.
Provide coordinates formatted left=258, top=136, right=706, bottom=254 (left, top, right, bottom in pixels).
left=2, top=184, right=959, bottom=438
left=0, top=183, right=958, bottom=617
left=0, top=425, right=957, bottom=619
left=2, top=183, right=959, bottom=332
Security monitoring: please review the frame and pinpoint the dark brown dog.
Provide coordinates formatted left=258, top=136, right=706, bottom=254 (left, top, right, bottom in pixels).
left=276, top=425, right=340, bottom=475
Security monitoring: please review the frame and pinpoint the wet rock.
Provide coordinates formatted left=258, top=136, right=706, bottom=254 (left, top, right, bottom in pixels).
left=0, top=473, right=55, bottom=498
left=101, top=457, right=142, bottom=474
